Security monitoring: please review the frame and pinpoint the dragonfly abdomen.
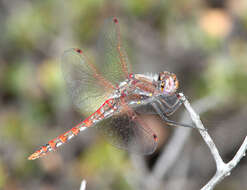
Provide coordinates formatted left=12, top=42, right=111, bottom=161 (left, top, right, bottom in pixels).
left=28, top=98, right=116, bottom=160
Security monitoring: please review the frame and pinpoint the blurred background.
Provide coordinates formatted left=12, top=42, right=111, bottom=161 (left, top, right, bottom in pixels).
left=0, top=0, right=247, bottom=189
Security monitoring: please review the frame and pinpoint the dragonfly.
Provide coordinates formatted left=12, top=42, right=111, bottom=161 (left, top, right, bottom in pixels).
left=28, top=17, right=194, bottom=160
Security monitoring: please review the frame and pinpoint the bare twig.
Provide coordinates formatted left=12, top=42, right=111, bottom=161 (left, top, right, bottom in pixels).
left=80, top=180, right=86, bottom=190
left=180, top=93, right=247, bottom=190
left=144, top=95, right=222, bottom=189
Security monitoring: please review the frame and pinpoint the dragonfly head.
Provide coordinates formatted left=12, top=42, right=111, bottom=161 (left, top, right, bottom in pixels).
left=158, top=71, right=179, bottom=94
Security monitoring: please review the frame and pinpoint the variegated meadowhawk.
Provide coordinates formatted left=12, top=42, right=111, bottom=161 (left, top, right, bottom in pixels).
left=28, top=17, right=194, bottom=160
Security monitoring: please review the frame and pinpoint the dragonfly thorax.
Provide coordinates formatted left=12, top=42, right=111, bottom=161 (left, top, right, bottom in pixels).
left=157, top=71, right=179, bottom=95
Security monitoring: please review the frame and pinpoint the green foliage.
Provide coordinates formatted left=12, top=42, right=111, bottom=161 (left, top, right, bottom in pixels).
left=0, top=160, right=6, bottom=189
left=0, top=0, right=247, bottom=189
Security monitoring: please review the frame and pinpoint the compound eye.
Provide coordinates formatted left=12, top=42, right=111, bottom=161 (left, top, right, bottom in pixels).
left=172, top=75, right=179, bottom=89
left=160, top=81, right=165, bottom=91
left=158, top=74, right=162, bottom=81
left=171, top=74, right=176, bottom=82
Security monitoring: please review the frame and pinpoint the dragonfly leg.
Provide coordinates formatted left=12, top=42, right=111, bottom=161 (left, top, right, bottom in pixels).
left=158, top=95, right=183, bottom=116
left=151, top=101, right=195, bottom=129
left=159, top=94, right=180, bottom=109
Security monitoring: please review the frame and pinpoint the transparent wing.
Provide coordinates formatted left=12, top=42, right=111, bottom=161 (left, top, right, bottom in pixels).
left=61, top=48, right=115, bottom=113
left=96, top=17, right=132, bottom=85
left=98, top=110, right=158, bottom=155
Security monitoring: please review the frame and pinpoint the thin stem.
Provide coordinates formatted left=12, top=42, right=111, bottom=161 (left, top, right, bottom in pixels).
left=180, top=93, right=224, bottom=169
left=80, top=180, right=86, bottom=190
left=144, top=94, right=222, bottom=189
left=179, top=93, right=247, bottom=190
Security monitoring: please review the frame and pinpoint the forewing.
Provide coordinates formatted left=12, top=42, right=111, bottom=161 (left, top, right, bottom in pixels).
left=98, top=111, right=158, bottom=155
left=96, top=17, right=132, bottom=85
left=61, top=48, right=115, bottom=113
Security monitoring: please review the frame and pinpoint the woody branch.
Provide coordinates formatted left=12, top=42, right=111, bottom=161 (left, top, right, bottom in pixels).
left=179, top=93, right=247, bottom=190
left=79, top=180, right=86, bottom=190
left=144, top=94, right=222, bottom=190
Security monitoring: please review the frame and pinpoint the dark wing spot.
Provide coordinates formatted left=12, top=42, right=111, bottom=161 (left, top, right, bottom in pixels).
left=74, top=48, right=82, bottom=54
left=153, top=134, right=158, bottom=141
left=113, top=17, right=118, bottom=23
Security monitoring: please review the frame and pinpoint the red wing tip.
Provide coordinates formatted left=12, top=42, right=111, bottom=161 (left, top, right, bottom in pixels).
left=113, top=17, right=118, bottom=23
left=74, top=48, right=83, bottom=54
